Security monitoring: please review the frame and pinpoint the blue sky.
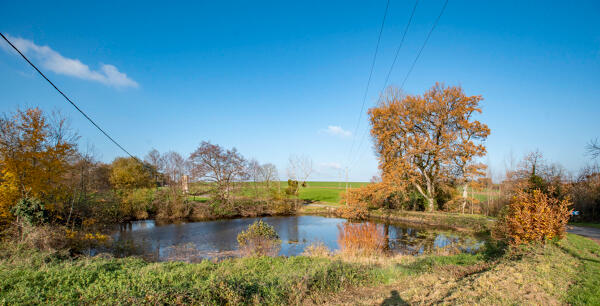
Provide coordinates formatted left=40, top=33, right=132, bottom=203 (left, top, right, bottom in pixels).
left=1, top=0, right=599, bottom=181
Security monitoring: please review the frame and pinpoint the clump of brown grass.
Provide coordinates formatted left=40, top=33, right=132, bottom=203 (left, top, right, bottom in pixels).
left=337, top=222, right=387, bottom=257
left=19, top=225, right=68, bottom=252
left=302, top=241, right=331, bottom=257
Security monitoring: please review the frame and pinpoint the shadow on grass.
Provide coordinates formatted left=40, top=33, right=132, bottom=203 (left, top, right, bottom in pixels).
left=381, top=290, right=408, bottom=306
left=558, top=244, right=600, bottom=264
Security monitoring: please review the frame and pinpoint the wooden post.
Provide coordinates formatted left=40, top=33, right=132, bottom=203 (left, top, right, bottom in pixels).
left=182, top=175, right=189, bottom=194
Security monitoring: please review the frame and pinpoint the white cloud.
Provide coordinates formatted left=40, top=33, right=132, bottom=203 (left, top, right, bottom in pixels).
left=320, top=162, right=342, bottom=170
left=322, top=125, right=351, bottom=138
left=1, top=34, right=138, bottom=88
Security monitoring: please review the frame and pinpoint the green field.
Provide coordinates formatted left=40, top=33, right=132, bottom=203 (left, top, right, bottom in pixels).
left=283, top=181, right=369, bottom=204
left=190, top=181, right=368, bottom=204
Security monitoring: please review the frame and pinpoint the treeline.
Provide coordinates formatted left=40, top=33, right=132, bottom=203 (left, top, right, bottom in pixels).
left=0, top=107, right=297, bottom=233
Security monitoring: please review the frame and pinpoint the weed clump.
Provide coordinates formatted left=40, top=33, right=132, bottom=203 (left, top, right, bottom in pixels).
left=237, top=220, right=281, bottom=256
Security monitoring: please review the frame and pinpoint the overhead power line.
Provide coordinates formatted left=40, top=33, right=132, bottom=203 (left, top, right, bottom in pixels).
left=380, top=0, right=419, bottom=93
left=0, top=32, right=138, bottom=161
left=399, top=0, right=448, bottom=90
left=348, top=0, right=449, bottom=170
left=346, top=0, right=391, bottom=168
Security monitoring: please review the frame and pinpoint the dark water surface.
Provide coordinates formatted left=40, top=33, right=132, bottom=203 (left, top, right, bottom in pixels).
left=111, top=215, right=485, bottom=261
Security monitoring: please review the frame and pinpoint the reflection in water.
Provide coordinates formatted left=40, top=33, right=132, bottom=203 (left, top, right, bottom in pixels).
left=111, top=216, right=485, bottom=261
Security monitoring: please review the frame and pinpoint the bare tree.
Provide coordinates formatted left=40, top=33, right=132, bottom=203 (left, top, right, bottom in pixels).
left=248, top=159, right=262, bottom=197
left=260, top=163, right=279, bottom=189
left=189, top=141, right=247, bottom=202
left=145, top=148, right=165, bottom=186
left=587, top=138, right=600, bottom=159
left=287, top=155, right=313, bottom=186
left=163, top=151, right=186, bottom=186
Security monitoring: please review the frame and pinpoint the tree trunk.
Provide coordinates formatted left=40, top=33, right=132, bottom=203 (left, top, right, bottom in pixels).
left=461, top=184, right=468, bottom=214
left=426, top=196, right=435, bottom=212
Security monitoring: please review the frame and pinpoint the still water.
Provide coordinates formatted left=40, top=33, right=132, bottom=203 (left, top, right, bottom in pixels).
left=111, top=215, right=485, bottom=261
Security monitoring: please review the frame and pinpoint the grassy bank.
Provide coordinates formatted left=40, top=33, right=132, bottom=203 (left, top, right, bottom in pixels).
left=0, top=247, right=389, bottom=305
left=367, top=209, right=494, bottom=233
left=321, top=234, right=600, bottom=305
left=298, top=205, right=494, bottom=234
left=0, top=233, right=598, bottom=305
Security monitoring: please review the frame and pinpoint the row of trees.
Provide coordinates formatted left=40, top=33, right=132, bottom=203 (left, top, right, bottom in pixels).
left=0, top=107, right=302, bottom=229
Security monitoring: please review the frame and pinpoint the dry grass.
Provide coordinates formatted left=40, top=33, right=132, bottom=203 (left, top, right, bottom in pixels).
left=302, top=241, right=331, bottom=257
left=337, top=222, right=387, bottom=257
left=319, top=237, right=590, bottom=305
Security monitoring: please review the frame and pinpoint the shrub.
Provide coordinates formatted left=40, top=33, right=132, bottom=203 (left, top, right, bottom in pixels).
left=285, top=179, right=299, bottom=197
left=120, top=188, right=155, bottom=220
left=20, top=225, right=68, bottom=252
left=337, top=222, right=386, bottom=256
left=10, top=197, right=48, bottom=226
left=271, top=199, right=296, bottom=215
left=340, top=183, right=394, bottom=209
left=336, top=205, right=369, bottom=220
left=493, top=188, right=572, bottom=245
left=237, top=220, right=281, bottom=257
left=154, top=188, right=191, bottom=220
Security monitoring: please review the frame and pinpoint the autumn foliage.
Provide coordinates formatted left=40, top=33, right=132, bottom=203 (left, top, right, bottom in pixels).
left=338, top=182, right=401, bottom=219
left=0, top=108, right=77, bottom=224
left=493, top=188, right=572, bottom=245
left=369, top=84, right=490, bottom=211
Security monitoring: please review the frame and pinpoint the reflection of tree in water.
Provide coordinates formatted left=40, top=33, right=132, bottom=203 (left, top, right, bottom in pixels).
left=286, top=216, right=300, bottom=243
left=381, top=223, right=483, bottom=255
left=110, top=234, right=156, bottom=260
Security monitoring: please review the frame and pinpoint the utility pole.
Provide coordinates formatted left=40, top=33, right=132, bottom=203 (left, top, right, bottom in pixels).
left=345, top=167, right=349, bottom=205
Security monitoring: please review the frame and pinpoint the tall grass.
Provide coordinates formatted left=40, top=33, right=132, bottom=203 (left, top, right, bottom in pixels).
left=337, top=222, right=387, bottom=256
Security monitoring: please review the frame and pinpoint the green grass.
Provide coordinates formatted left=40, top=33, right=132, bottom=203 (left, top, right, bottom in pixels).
left=286, top=181, right=369, bottom=204
left=560, top=234, right=600, bottom=305
left=0, top=251, right=389, bottom=305
left=292, top=181, right=368, bottom=188
left=1, top=233, right=598, bottom=305
left=569, top=222, right=600, bottom=229
left=233, top=181, right=369, bottom=204
left=298, top=187, right=344, bottom=203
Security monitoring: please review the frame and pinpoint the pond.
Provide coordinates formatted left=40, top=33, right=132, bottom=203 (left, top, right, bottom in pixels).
left=111, top=215, right=485, bottom=261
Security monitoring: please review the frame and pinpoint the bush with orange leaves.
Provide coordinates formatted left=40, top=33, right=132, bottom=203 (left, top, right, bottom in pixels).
left=493, top=188, right=572, bottom=246
left=337, top=183, right=399, bottom=220
left=337, top=222, right=387, bottom=256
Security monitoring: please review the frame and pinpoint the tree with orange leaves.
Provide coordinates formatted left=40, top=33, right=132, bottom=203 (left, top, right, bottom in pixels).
left=368, top=84, right=490, bottom=211
left=0, top=108, right=77, bottom=223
